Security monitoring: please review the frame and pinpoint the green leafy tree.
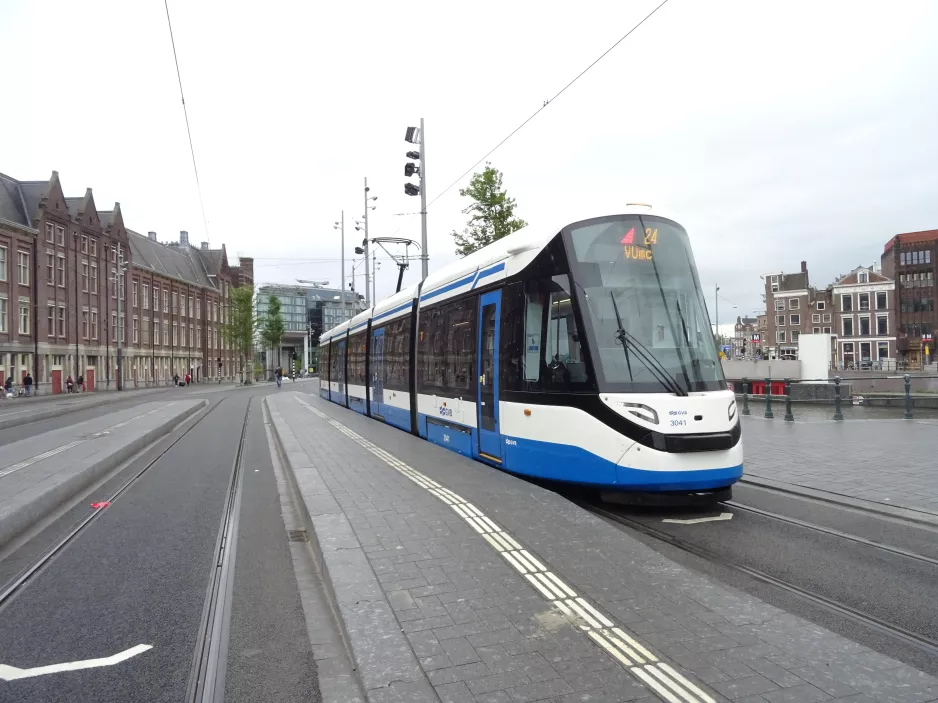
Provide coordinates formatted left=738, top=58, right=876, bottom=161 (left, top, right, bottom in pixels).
left=220, top=285, right=258, bottom=384
left=260, top=295, right=286, bottom=371
left=451, top=163, right=527, bottom=257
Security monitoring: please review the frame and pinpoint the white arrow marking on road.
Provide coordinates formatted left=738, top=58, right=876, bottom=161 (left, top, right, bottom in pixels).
left=0, top=644, right=152, bottom=681
left=662, top=513, right=733, bottom=525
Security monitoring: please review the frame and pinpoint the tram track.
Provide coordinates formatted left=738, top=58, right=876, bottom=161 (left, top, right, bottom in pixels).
left=582, top=500, right=938, bottom=661
left=0, top=397, right=228, bottom=612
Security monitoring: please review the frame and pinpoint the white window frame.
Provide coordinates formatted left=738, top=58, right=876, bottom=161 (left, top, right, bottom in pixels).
left=812, top=313, right=820, bottom=323
left=0, top=295, right=6, bottom=333
left=823, top=313, right=831, bottom=323
left=812, top=327, right=820, bottom=334
left=876, top=314, right=888, bottom=335
left=858, top=272, right=868, bottom=284
left=842, top=317, right=854, bottom=336
left=56, top=225, right=65, bottom=246
left=858, top=315, right=871, bottom=336
left=19, top=300, right=29, bottom=335
left=816, top=301, right=825, bottom=310
left=791, top=330, right=800, bottom=343
left=789, top=298, right=800, bottom=310
left=775, top=299, right=785, bottom=312
left=878, top=341, right=889, bottom=359
left=790, top=314, right=800, bottom=326
left=17, top=251, right=29, bottom=285
left=777, top=330, right=787, bottom=343
left=876, top=291, right=888, bottom=310
left=858, top=292, right=870, bottom=311
left=776, top=315, right=785, bottom=326
left=841, top=294, right=852, bottom=312
left=823, top=327, right=832, bottom=334
left=142, top=283, right=149, bottom=310
left=57, top=253, right=66, bottom=287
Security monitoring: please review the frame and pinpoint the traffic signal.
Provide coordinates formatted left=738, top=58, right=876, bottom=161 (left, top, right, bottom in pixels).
left=404, top=162, right=418, bottom=177
left=404, top=127, right=423, bottom=198
left=404, top=183, right=420, bottom=196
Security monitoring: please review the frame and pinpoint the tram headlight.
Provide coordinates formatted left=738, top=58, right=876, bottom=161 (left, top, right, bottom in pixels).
left=622, top=402, right=658, bottom=425
left=728, top=399, right=737, bottom=421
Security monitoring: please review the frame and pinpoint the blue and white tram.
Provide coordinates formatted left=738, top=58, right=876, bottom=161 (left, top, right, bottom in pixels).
left=319, top=208, right=742, bottom=501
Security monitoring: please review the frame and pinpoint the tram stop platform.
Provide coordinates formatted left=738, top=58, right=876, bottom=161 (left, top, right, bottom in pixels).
left=266, top=391, right=938, bottom=703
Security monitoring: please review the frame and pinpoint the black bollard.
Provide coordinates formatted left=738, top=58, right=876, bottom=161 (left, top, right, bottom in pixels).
left=784, top=378, right=794, bottom=422
left=833, top=376, right=844, bottom=421
left=904, top=373, right=914, bottom=420
left=742, top=377, right=751, bottom=416
left=764, top=377, right=774, bottom=419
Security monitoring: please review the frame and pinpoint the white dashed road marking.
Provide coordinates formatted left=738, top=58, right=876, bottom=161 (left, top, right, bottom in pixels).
left=293, top=396, right=717, bottom=703
left=662, top=513, right=733, bottom=525
left=0, top=644, right=152, bottom=681
left=0, top=405, right=173, bottom=481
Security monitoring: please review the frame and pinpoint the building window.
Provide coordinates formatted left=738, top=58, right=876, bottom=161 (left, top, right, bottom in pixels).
left=816, top=301, right=825, bottom=310
left=17, top=252, right=29, bottom=285
left=843, top=342, right=854, bottom=355
left=775, top=299, right=785, bottom=312
left=173, top=292, right=178, bottom=315
left=0, top=247, right=6, bottom=282
left=154, top=320, right=161, bottom=346
left=163, top=323, right=169, bottom=346
left=0, top=297, right=6, bottom=333
left=143, top=318, right=150, bottom=345
left=775, top=315, right=785, bottom=326
left=813, top=327, right=820, bottom=334
left=841, top=294, right=852, bottom=312
left=133, top=317, right=139, bottom=344
left=56, top=225, right=65, bottom=246
left=876, top=315, right=888, bottom=335
left=791, top=330, right=800, bottom=343
left=46, top=253, right=54, bottom=284
left=153, top=285, right=159, bottom=310
left=112, top=313, right=117, bottom=342
left=81, top=235, right=88, bottom=254
left=142, top=283, right=149, bottom=309
left=822, top=313, right=831, bottom=323
left=133, top=282, right=138, bottom=308
left=858, top=272, right=868, bottom=284
left=876, top=291, right=887, bottom=309
left=82, top=310, right=89, bottom=338
left=57, top=306, right=65, bottom=337
left=163, top=290, right=169, bottom=313
left=173, top=322, right=178, bottom=346
left=843, top=318, right=854, bottom=336
left=90, top=238, right=97, bottom=257
left=823, top=327, right=832, bottom=334
left=777, top=330, right=786, bottom=343
left=858, top=293, right=870, bottom=311
left=57, top=254, right=66, bottom=287
left=90, top=263, right=98, bottom=293
left=91, top=311, right=98, bottom=339
left=47, top=305, right=54, bottom=336
left=859, top=316, right=870, bottom=336
left=790, top=314, right=800, bottom=326
left=789, top=298, right=800, bottom=310
left=188, top=296, right=193, bottom=317
left=878, top=342, right=889, bottom=359
left=45, top=222, right=54, bottom=243
left=196, top=300, right=200, bottom=319
left=81, top=262, right=89, bottom=292
left=812, top=313, right=820, bottom=323
left=19, top=301, right=29, bottom=335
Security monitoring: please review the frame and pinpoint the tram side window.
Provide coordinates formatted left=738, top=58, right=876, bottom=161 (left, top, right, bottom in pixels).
left=321, top=343, right=330, bottom=382
left=417, top=306, right=447, bottom=392
left=384, top=315, right=412, bottom=392
left=501, top=277, right=593, bottom=392
left=348, top=331, right=367, bottom=385
left=334, top=340, right=346, bottom=384
left=446, top=298, right=475, bottom=392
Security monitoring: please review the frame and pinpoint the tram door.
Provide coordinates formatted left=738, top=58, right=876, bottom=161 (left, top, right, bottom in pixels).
left=371, top=327, right=385, bottom=418
left=477, top=290, right=503, bottom=461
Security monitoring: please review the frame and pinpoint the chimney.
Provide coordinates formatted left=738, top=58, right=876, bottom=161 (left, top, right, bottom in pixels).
left=180, top=230, right=189, bottom=246
left=147, top=231, right=157, bottom=241
left=801, top=260, right=807, bottom=273
left=201, top=241, right=209, bottom=250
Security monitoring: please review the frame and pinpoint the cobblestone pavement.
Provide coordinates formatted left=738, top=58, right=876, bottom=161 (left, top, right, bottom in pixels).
left=742, top=416, right=938, bottom=516
left=268, top=392, right=938, bottom=703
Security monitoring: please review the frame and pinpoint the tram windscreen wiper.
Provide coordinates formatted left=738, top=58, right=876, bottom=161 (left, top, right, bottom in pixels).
left=610, top=292, right=688, bottom=397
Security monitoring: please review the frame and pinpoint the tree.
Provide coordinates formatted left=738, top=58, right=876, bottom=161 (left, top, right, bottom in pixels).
left=451, top=163, right=527, bottom=257
left=220, top=284, right=258, bottom=385
left=260, top=295, right=286, bottom=371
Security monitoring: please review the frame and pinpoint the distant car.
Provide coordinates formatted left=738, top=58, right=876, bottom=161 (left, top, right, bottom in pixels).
left=780, top=354, right=797, bottom=360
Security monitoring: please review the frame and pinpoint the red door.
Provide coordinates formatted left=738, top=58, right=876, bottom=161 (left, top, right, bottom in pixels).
left=52, top=370, right=62, bottom=395
left=86, top=369, right=95, bottom=392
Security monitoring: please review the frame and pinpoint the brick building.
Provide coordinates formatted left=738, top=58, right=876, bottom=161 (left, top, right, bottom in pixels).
left=0, top=169, right=249, bottom=392
left=731, top=316, right=759, bottom=358
left=882, top=229, right=938, bottom=367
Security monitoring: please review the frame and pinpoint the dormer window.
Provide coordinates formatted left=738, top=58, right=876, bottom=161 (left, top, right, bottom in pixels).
left=858, top=272, right=868, bottom=284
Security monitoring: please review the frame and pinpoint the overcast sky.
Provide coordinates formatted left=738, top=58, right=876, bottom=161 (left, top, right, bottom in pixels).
left=2, top=0, right=936, bottom=324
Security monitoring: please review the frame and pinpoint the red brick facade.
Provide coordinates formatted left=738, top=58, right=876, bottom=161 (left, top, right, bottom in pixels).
left=0, top=170, right=246, bottom=392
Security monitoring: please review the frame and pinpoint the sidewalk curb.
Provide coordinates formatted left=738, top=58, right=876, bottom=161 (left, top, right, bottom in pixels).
left=741, top=475, right=938, bottom=527
left=265, top=396, right=436, bottom=703
left=0, top=399, right=207, bottom=550
left=0, top=395, right=116, bottom=431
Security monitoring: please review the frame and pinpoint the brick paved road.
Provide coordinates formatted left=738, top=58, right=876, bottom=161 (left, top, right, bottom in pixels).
left=269, top=392, right=938, bottom=703
left=742, top=416, right=938, bottom=516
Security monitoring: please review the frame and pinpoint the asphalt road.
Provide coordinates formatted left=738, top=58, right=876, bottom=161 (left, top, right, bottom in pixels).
left=588, top=484, right=938, bottom=677
left=0, top=384, right=320, bottom=703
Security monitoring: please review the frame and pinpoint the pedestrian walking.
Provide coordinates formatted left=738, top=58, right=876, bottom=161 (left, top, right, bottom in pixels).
left=4, top=376, right=12, bottom=399
left=24, top=373, right=33, bottom=397
left=66, top=375, right=74, bottom=394
left=185, top=372, right=191, bottom=386
left=276, top=367, right=282, bottom=388
left=77, top=374, right=85, bottom=392
left=173, top=373, right=180, bottom=387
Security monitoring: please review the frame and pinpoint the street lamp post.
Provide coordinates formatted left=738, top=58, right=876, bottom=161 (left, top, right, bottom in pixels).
left=333, top=213, right=345, bottom=314
left=362, top=179, right=377, bottom=307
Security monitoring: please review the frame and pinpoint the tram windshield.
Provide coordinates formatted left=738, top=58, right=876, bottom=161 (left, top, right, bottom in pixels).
left=565, top=215, right=726, bottom=394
